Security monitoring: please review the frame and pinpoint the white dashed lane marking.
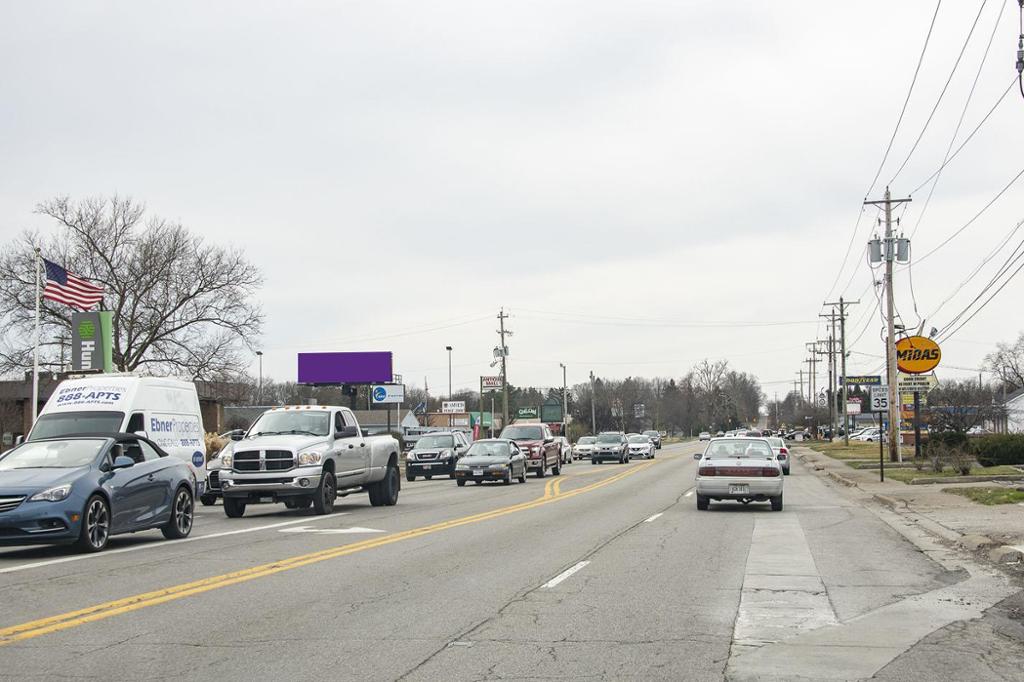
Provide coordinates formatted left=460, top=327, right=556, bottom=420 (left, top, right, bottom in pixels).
left=541, top=561, right=590, bottom=589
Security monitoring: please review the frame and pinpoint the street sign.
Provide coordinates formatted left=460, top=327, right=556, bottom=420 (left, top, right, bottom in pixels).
left=841, top=375, right=882, bottom=386
left=481, top=376, right=502, bottom=389
left=870, top=386, right=889, bottom=413
left=611, top=400, right=623, bottom=418
left=370, top=384, right=404, bottom=404
left=817, top=392, right=827, bottom=407
left=847, top=401, right=862, bottom=415
left=895, top=336, right=942, bottom=374
left=897, top=374, right=937, bottom=393
left=633, top=403, right=645, bottom=418
left=516, top=406, right=539, bottom=419
left=441, top=401, right=466, bottom=414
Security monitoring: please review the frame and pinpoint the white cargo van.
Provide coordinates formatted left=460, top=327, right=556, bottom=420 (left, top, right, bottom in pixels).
left=29, top=375, right=209, bottom=495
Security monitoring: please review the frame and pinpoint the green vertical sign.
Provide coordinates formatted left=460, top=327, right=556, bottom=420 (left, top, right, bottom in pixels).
left=71, top=311, right=113, bottom=373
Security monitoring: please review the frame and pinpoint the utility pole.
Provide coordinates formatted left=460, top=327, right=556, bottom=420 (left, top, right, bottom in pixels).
left=497, top=308, right=511, bottom=429
left=797, top=369, right=804, bottom=405
left=825, top=297, right=860, bottom=446
left=866, top=188, right=911, bottom=462
left=590, top=370, right=597, bottom=434
left=559, top=363, right=568, bottom=437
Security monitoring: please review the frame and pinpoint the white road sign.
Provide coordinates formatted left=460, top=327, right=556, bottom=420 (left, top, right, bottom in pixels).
left=442, top=401, right=466, bottom=414
left=870, top=386, right=889, bottom=413
left=481, top=376, right=502, bottom=389
left=371, top=384, right=405, bottom=404
left=897, top=374, right=937, bottom=393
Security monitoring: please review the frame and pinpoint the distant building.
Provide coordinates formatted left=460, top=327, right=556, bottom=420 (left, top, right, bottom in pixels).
left=1005, top=388, right=1024, bottom=433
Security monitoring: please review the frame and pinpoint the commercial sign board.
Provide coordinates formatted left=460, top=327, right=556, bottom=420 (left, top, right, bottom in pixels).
left=71, top=311, right=113, bottom=373
left=841, top=375, right=882, bottom=386
left=516, top=406, right=539, bottom=419
left=441, top=401, right=466, bottom=414
left=481, top=376, right=503, bottom=390
left=897, top=374, right=938, bottom=393
left=298, top=352, right=393, bottom=385
left=895, top=336, right=941, bottom=374
left=541, top=399, right=563, bottom=424
left=847, top=400, right=862, bottom=415
left=633, top=403, right=645, bottom=419
left=370, top=384, right=405, bottom=404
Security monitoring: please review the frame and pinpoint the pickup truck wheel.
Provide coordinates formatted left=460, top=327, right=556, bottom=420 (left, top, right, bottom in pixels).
left=199, top=494, right=217, bottom=507
left=591, top=458, right=598, bottom=465
left=552, top=457, right=561, bottom=476
left=535, top=465, right=546, bottom=478
left=223, top=497, right=246, bottom=518
left=313, top=471, right=336, bottom=515
left=457, top=479, right=466, bottom=487
left=406, top=472, right=415, bottom=482
left=369, top=462, right=400, bottom=507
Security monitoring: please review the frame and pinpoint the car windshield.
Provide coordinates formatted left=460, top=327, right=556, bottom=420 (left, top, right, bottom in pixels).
left=416, top=435, right=455, bottom=449
left=501, top=426, right=543, bottom=440
left=0, top=439, right=105, bottom=470
left=248, top=411, right=331, bottom=437
left=704, top=439, right=774, bottom=459
left=466, top=441, right=510, bottom=457
left=643, top=431, right=658, bottom=436
left=577, top=437, right=596, bottom=444
left=596, top=434, right=621, bottom=443
left=768, top=438, right=785, bottom=448
left=628, top=435, right=649, bottom=443
left=28, top=411, right=125, bottom=441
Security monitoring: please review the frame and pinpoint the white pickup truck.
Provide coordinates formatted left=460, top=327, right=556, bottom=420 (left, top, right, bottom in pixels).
left=218, top=406, right=401, bottom=517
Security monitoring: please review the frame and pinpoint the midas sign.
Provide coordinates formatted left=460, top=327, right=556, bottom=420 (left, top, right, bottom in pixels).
left=895, top=336, right=941, bottom=374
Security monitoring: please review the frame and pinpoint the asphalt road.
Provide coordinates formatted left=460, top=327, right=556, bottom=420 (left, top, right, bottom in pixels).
left=0, top=441, right=1020, bottom=681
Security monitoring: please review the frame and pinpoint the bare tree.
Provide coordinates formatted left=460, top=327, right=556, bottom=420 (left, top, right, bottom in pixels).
left=985, top=332, right=1024, bottom=391
left=927, top=380, right=1005, bottom=433
left=0, top=196, right=263, bottom=379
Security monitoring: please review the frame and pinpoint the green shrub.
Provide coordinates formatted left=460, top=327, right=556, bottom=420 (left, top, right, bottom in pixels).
left=925, top=430, right=968, bottom=453
left=972, top=434, right=1024, bottom=467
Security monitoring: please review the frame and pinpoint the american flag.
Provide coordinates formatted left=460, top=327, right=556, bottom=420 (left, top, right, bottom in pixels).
left=42, top=258, right=105, bottom=310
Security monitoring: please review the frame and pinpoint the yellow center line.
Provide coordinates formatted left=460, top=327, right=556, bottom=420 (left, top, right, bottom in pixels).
left=0, top=459, right=659, bottom=646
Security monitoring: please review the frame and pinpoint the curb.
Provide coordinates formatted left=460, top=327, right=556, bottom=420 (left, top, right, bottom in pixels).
left=826, top=470, right=856, bottom=487
left=872, top=493, right=906, bottom=510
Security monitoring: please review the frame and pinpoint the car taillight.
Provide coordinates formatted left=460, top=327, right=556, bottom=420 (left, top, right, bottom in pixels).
left=763, top=468, right=780, bottom=477
left=780, top=447, right=788, bottom=455
left=698, top=466, right=717, bottom=476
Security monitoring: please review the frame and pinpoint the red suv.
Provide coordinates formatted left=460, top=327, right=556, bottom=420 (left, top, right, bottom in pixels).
left=499, top=424, right=561, bottom=477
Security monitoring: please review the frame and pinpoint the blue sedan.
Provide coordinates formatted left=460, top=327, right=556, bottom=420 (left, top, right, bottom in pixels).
left=0, top=433, right=196, bottom=552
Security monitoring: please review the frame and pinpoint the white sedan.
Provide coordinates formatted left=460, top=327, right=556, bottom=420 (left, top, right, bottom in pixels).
left=694, top=438, right=784, bottom=511
left=627, top=434, right=656, bottom=459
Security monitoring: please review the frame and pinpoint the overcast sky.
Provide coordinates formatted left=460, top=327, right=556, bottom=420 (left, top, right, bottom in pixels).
left=2, top=1, right=1023, bottom=396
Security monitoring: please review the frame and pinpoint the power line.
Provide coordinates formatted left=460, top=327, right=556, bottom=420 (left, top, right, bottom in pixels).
left=889, top=0, right=990, bottom=185
left=910, top=0, right=1009, bottom=238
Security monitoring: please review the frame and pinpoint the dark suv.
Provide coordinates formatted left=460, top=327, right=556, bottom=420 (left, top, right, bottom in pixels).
left=405, top=431, right=470, bottom=481
left=591, top=432, right=629, bottom=464
left=642, top=430, right=662, bottom=449
left=498, top=423, right=561, bottom=477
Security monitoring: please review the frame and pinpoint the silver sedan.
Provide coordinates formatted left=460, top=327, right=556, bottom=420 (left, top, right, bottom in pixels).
left=693, top=438, right=784, bottom=511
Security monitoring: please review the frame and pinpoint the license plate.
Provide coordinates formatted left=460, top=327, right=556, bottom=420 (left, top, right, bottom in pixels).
left=729, top=485, right=749, bottom=494
left=473, top=469, right=484, bottom=476
left=423, top=464, right=431, bottom=470
left=196, top=481, right=205, bottom=497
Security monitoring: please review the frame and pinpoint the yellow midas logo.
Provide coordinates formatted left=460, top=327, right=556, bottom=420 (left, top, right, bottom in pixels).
left=895, top=336, right=941, bottom=374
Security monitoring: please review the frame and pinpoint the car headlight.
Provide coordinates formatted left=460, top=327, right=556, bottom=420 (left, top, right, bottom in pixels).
left=488, top=462, right=508, bottom=470
left=297, top=451, right=324, bottom=466
left=456, top=464, right=469, bottom=471
left=406, top=452, right=417, bottom=461
left=530, top=446, right=540, bottom=454
left=30, top=484, right=72, bottom=503
left=221, top=453, right=233, bottom=468
left=441, top=449, right=453, bottom=459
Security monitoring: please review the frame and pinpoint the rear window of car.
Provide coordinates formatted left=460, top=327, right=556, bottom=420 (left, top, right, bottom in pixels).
left=768, top=438, right=784, bottom=448
left=704, top=439, right=774, bottom=459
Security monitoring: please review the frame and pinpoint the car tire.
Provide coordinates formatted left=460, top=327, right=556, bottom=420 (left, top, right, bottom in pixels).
left=536, top=465, right=546, bottom=478
left=457, top=479, right=466, bottom=487
left=553, top=457, right=561, bottom=476
left=161, top=486, right=194, bottom=540
left=504, top=468, right=513, bottom=485
left=75, top=494, right=111, bottom=553
left=518, top=466, right=527, bottom=484
left=425, top=474, right=432, bottom=480
left=223, top=496, right=246, bottom=518
left=368, top=461, right=401, bottom=507
left=783, top=467, right=790, bottom=476
left=406, top=472, right=415, bottom=482
left=199, top=494, right=217, bottom=507
left=696, top=495, right=709, bottom=511
left=313, top=470, right=337, bottom=515
left=591, top=458, right=598, bottom=465
left=771, top=495, right=783, bottom=512
left=449, top=473, right=456, bottom=480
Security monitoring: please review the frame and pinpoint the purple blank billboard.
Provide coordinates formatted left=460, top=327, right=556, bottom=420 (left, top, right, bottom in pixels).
left=297, top=352, right=393, bottom=384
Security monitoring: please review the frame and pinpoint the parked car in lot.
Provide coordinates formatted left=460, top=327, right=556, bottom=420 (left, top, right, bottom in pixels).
left=554, top=436, right=573, bottom=464
left=627, top=434, right=656, bottom=459
left=642, top=430, right=662, bottom=449
left=0, top=433, right=195, bottom=552
left=591, top=432, right=629, bottom=464
left=573, top=436, right=597, bottom=460
left=854, top=428, right=883, bottom=442
left=219, top=406, right=401, bottom=517
left=454, top=439, right=528, bottom=486
left=699, top=431, right=712, bottom=441
left=498, top=424, right=561, bottom=477
left=694, top=438, right=783, bottom=511
left=766, top=437, right=790, bottom=475
left=405, top=431, right=470, bottom=481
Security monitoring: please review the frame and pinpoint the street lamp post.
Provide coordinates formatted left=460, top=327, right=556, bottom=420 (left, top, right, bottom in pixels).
left=256, top=350, right=264, bottom=405
left=559, top=363, right=568, bottom=437
left=445, top=345, right=453, bottom=427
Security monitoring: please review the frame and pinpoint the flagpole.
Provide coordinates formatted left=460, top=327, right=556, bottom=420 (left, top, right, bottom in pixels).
left=32, top=248, right=41, bottom=425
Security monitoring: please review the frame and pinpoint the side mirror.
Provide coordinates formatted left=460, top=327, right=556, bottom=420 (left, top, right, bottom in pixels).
left=544, top=437, right=554, bottom=444
left=335, top=425, right=359, bottom=439
left=231, top=432, right=245, bottom=441
left=133, top=430, right=149, bottom=440
left=113, top=455, right=135, bottom=469
left=693, top=453, right=702, bottom=460
left=14, top=435, right=24, bottom=446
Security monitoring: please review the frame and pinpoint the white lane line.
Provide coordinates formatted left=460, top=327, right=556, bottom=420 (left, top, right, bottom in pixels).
left=684, top=490, right=694, bottom=497
left=0, top=513, right=349, bottom=575
left=541, top=561, right=590, bottom=589
left=643, top=513, right=663, bottom=523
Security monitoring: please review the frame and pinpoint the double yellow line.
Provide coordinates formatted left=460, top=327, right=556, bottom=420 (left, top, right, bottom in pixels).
left=0, top=460, right=657, bottom=646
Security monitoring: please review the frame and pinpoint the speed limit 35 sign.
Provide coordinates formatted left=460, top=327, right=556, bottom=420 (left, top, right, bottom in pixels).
left=870, top=386, right=889, bottom=412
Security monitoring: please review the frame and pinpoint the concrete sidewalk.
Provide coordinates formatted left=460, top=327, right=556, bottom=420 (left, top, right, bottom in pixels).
left=796, top=445, right=1024, bottom=564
